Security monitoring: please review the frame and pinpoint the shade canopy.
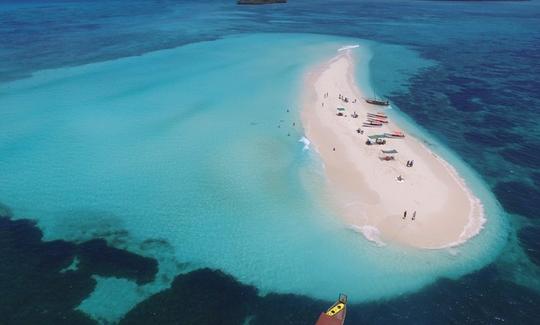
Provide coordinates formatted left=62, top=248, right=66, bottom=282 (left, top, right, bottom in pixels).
left=368, top=134, right=387, bottom=139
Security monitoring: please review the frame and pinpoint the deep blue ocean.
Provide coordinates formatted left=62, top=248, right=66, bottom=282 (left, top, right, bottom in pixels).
left=1, top=0, right=540, bottom=324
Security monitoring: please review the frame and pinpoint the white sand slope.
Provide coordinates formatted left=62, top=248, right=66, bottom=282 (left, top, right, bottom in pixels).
left=301, top=50, right=485, bottom=249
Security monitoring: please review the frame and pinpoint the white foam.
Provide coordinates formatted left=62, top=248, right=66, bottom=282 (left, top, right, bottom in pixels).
left=338, top=44, right=360, bottom=52
left=299, top=136, right=311, bottom=151
left=348, top=224, right=386, bottom=247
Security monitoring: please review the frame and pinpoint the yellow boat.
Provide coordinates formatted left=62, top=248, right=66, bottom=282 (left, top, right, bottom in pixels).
left=325, top=302, right=345, bottom=316
left=315, top=294, right=347, bottom=325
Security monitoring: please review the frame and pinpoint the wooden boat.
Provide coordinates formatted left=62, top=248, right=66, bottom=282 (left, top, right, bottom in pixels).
left=315, top=294, right=347, bottom=325
left=364, top=120, right=383, bottom=125
left=363, top=122, right=382, bottom=127
left=365, top=98, right=389, bottom=106
left=367, top=117, right=388, bottom=124
left=367, top=112, right=387, bottom=119
left=386, top=131, right=405, bottom=138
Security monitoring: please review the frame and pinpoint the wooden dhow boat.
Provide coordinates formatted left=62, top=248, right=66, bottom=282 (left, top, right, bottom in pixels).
left=365, top=97, right=390, bottom=106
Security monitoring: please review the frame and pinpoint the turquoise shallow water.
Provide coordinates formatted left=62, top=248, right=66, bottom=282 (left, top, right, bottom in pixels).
left=0, top=33, right=508, bottom=320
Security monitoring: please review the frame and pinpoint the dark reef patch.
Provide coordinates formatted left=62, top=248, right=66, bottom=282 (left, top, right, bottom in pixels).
left=0, top=211, right=158, bottom=325
left=482, top=113, right=517, bottom=130
left=2, top=207, right=540, bottom=325
left=0, top=217, right=95, bottom=325
left=463, top=131, right=504, bottom=148
left=261, top=267, right=540, bottom=324
left=500, top=144, right=540, bottom=169
left=121, top=268, right=258, bottom=325
left=532, top=172, right=540, bottom=188
left=117, top=265, right=540, bottom=325
left=494, top=181, right=540, bottom=219
left=253, top=293, right=328, bottom=324
left=76, top=239, right=158, bottom=285
left=518, top=226, right=540, bottom=266
left=345, top=266, right=540, bottom=324
left=447, top=91, right=483, bottom=112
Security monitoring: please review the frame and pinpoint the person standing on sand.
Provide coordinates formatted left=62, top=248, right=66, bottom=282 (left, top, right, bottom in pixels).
left=412, top=211, right=416, bottom=221
left=403, top=211, right=407, bottom=219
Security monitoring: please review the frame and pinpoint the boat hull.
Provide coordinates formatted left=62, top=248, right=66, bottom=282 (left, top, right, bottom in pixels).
left=315, top=313, right=345, bottom=325
left=365, top=99, right=389, bottom=106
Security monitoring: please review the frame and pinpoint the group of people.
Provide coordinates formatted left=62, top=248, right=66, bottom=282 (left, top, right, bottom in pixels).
left=338, top=93, right=358, bottom=103
left=402, top=210, right=417, bottom=221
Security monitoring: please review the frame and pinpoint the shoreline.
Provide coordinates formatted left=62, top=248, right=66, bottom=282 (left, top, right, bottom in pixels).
left=301, top=48, right=486, bottom=249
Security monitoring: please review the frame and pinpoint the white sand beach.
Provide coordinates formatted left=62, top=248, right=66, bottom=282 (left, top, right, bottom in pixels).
left=302, top=49, right=485, bottom=249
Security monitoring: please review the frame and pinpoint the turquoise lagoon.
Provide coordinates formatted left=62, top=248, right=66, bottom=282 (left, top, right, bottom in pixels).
left=0, top=33, right=508, bottom=320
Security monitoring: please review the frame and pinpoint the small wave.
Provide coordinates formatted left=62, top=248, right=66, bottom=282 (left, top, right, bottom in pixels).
left=338, top=44, right=360, bottom=52
left=348, top=224, right=386, bottom=247
left=299, top=136, right=311, bottom=151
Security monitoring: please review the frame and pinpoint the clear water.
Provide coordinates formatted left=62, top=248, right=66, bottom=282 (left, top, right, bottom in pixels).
left=1, top=0, right=539, bottom=323
left=0, top=32, right=508, bottom=320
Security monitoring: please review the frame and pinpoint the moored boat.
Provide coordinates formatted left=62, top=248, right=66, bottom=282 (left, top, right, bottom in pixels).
left=364, top=120, right=383, bottom=125
left=386, top=131, right=405, bottom=138
left=315, top=294, right=347, bottom=325
left=365, top=98, right=390, bottom=106
left=367, top=112, right=387, bottom=119
left=367, top=117, right=388, bottom=124
left=363, top=122, right=383, bottom=127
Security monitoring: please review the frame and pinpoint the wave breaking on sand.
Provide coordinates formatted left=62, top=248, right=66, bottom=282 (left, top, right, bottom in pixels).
left=299, top=136, right=311, bottom=151
left=338, top=44, right=359, bottom=52
left=349, top=224, right=386, bottom=247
